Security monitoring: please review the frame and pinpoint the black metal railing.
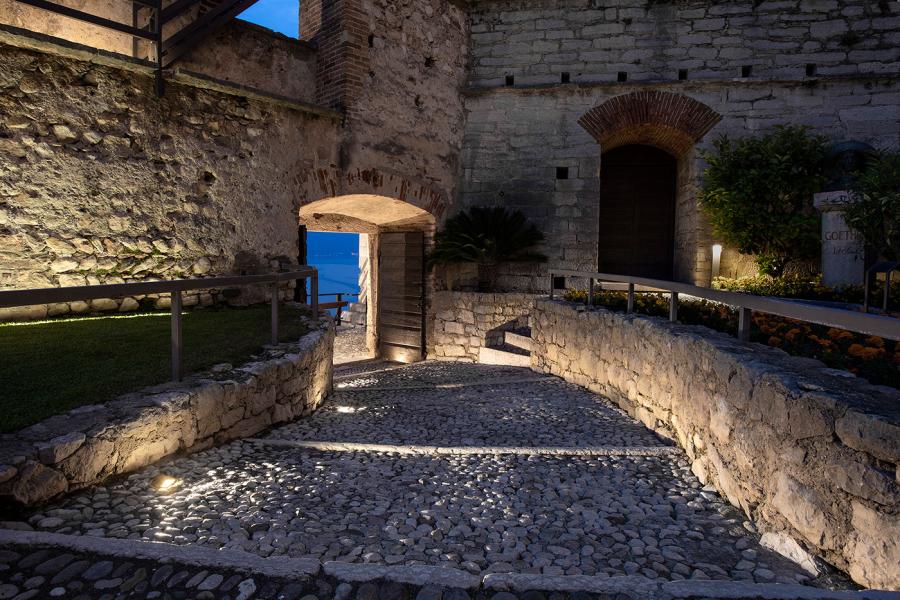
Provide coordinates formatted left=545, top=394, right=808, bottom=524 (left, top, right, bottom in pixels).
left=0, top=268, right=319, bottom=381
left=317, top=292, right=361, bottom=324
left=549, top=269, right=900, bottom=342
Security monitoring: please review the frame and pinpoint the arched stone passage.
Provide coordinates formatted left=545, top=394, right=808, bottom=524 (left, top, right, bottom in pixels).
left=578, top=91, right=721, bottom=156
left=299, top=166, right=448, bottom=222
left=579, top=92, right=721, bottom=284
left=300, top=194, right=435, bottom=364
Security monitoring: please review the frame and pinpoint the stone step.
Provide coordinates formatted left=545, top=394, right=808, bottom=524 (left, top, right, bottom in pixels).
left=478, top=345, right=531, bottom=368
left=503, top=330, right=533, bottom=352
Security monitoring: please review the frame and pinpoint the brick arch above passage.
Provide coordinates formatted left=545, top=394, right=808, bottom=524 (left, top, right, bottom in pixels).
left=578, top=91, right=722, bottom=157
left=298, top=165, right=448, bottom=222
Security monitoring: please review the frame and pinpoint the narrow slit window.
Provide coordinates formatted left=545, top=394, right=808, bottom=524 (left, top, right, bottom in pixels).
left=806, top=63, right=816, bottom=77
left=561, top=72, right=570, bottom=84
left=617, top=71, right=628, bottom=82
left=741, top=65, right=752, bottom=78
left=678, top=69, right=688, bottom=81
left=556, top=167, right=569, bottom=180
left=505, top=74, right=515, bottom=86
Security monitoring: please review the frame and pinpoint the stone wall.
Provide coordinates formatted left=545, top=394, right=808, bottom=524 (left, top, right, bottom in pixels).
left=299, top=0, right=469, bottom=220
left=176, top=20, right=319, bottom=104
left=430, top=291, right=536, bottom=361
left=0, top=317, right=334, bottom=508
left=0, top=29, right=341, bottom=319
left=530, top=299, right=899, bottom=590
left=461, top=0, right=900, bottom=287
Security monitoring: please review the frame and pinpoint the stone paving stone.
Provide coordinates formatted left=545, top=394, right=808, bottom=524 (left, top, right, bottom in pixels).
left=273, top=366, right=669, bottom=448
left=27, top=444, right=813, bottom=584
left=13, top=362, right=856, bottom=593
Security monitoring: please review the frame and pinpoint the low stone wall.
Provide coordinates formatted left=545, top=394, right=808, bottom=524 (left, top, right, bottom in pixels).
left=0, top=318, right=334, bottom=508
left=531, top=299, right=900, bottom=591
left=430, top=291, right=537, bottom=361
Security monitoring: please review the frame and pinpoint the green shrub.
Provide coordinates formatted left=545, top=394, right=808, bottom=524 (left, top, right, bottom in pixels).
left=712, top=275, right=900, bottom=311
left=845, top=152, right=900, bottom=261
left=698, top=126, right=827, bottom=276
left=430, top=206, right=546, bottom=291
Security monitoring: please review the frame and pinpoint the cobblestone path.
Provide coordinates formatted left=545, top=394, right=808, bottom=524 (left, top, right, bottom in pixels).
left=13, top=361, right=838, bottom=592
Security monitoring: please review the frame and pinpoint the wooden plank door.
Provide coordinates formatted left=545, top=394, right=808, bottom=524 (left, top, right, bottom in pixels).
left=378, top=232, right=425, bottom=362
left=598, top=145, right=677, bottom=279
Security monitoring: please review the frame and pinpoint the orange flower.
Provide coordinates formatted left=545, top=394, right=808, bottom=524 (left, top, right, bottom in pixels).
left=848, top=344, right=883, bottom=360
left=785, top=328, right=802, bottom=342
left=865, top=336, right=885, bottom=348
left=768, top=336, right=782, bottom=347
left=827, top=328, right=854, bottom=341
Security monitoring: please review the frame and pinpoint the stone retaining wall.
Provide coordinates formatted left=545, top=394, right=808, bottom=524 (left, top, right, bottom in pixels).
left=429, top=291, right=536, bottom=361
left=0, top=318, right=334, bottom=508
left=530, top=299, right=899, bottom=590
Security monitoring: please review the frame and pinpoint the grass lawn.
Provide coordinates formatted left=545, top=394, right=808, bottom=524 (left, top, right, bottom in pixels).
left=0, top=305, right=310, bottom=433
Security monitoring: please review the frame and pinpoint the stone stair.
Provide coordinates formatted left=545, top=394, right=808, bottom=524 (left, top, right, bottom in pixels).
left=478, top=327, right=532, bottom=367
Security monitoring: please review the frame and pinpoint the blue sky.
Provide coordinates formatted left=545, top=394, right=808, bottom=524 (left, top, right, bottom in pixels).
left=239, top=0, right=299, bottom=38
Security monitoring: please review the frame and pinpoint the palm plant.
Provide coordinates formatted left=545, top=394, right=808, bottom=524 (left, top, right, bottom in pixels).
left=430, top=206, right=546, bottom=291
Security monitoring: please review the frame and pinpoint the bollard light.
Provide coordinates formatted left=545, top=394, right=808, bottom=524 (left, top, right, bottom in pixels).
left=711, top=244, right=723, bottom=282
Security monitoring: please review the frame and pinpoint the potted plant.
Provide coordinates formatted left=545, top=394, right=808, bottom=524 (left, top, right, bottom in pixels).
left=430, top=206, right=546, bottom=292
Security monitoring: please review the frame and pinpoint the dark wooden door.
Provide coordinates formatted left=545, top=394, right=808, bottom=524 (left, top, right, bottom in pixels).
left=598, top=145, right=677, bottom=279
left=378, top=231, right=425, bottom=363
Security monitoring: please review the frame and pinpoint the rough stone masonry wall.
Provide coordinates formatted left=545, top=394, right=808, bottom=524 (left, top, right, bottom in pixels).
left=429, top=291, right=535, bottom=361
left=530, top=299, right=900, bottom=590
left=0, top=318, right=334, bottom=508
left=0, top=32, right=341, bottom=320
left=461, top=0, right=899, bottom=289
left=300, top=0, right=469, bottom=219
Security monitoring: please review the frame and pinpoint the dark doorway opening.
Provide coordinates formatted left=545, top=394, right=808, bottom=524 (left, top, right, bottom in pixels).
left=598, top=144, right=676, bottom=279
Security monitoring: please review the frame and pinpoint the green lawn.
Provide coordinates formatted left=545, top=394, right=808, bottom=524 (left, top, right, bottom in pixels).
left=0, top=305, right=310, bottom=433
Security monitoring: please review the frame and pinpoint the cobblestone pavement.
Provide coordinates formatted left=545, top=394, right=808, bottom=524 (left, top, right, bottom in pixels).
left=333, top=326, right=372, bottom=366
left=0, top=544, right=305, bottom=600
left=271, top=378, right=668, bottom=448
left=12, top=361, right=843, bottom=593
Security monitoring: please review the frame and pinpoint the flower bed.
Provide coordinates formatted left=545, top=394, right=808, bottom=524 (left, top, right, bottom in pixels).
left=563, top=289, right=899, bottom=389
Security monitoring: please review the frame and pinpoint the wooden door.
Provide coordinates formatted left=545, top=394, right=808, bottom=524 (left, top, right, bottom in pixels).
left=378, top=232, right=425, bottom=362
left=598, top=145, right=677, bottom=279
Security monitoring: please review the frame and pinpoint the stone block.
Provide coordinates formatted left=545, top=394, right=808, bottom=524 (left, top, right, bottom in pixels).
left=772, top=472, right=836, bottom=550
left=36, top=432, right=86, bottom=465
left=7, top=461, right=67, bottom=505
left=847, top=502, right=900, bottom=589
left=826, top=459, right=898, bottom=506
left=835, top=410, right=900, bottom=463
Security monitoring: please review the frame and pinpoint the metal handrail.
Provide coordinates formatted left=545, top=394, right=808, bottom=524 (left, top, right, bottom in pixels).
left=549, top=269, right=900, bottom=342
left=0, top=268, right=320, bottom=381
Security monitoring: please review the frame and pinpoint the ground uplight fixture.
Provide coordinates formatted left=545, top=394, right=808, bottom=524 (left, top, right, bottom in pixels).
left=150, top=473, right=183, bottom=494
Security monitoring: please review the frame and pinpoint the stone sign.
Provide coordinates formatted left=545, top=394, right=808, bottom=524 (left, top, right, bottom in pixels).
left=813, top=190, right=865, bottom=287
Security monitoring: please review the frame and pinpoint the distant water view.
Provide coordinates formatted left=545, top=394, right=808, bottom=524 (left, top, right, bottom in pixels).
left=307, top=232, right=361, bottom=302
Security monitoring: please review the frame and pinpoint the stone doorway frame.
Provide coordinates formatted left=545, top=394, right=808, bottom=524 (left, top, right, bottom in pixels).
left=578, top=91, right=722, bottom=284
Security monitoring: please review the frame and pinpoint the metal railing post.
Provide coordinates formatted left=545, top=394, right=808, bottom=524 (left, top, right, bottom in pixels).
left=270, top=282, right=279, bottom=345
left=336, top=293, right=343, bottom=325
left=627, top=283, right=635, bottom=314
left=587, top=278, right=594, bottom=309
left=669, top=291, right=678, bottom=322
left=310, top=271, right=319, bottom=316
left=170, top=291, right=182, bottom=382
left=738, top=307, right=752, bottom=342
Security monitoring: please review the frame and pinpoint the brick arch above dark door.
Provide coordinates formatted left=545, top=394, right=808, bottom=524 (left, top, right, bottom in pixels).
left=598, top=145, right=676, bottom=279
